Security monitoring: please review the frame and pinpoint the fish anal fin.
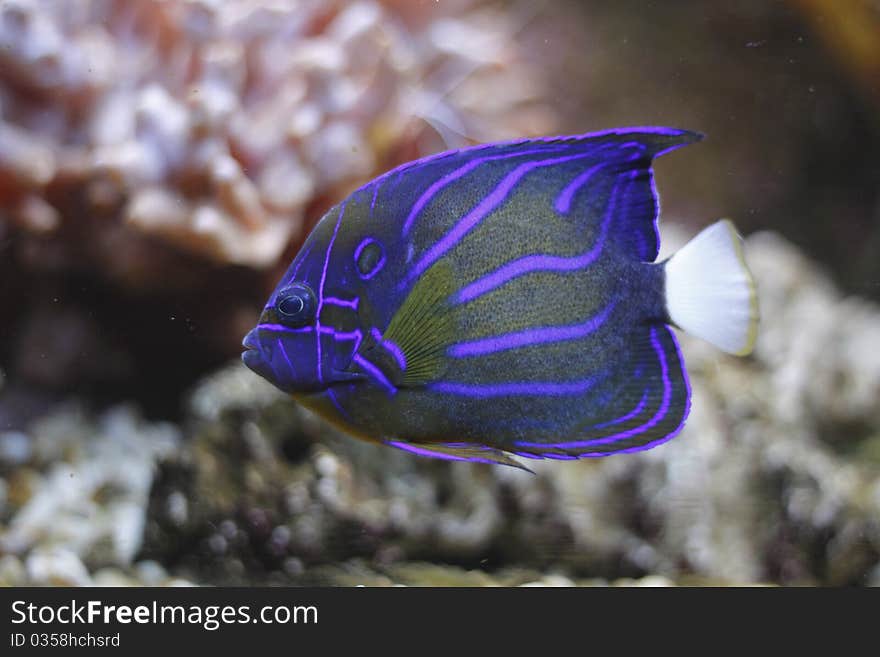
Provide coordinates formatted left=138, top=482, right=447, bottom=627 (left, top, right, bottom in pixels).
left=512, top=323, right=691, bottom=458
left=386, top=439, right=533, bottom=472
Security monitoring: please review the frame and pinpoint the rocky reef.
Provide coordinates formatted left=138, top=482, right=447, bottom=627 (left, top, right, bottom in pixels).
left=2, top=230, right=878, bottom=586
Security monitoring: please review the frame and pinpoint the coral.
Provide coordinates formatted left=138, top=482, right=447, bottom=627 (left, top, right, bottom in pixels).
left=0, top=0, right=552, bottom=282
left=0, top=404, right=180, bottom=576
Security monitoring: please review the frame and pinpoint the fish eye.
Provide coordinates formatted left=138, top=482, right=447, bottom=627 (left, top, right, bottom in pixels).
left=274, top=284, right=317, bottom=328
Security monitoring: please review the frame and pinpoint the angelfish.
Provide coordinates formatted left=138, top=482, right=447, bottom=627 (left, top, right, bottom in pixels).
left=242, top=128, right=758, bottom=469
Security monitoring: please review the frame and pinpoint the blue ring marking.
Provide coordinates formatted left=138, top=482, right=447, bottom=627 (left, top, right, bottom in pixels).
left=354, top=237, right=386, bottom=280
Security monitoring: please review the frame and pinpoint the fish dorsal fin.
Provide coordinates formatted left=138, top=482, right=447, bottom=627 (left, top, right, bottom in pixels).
left=386, top=439, right=533, bottom=472
left=588, top=129, right=702, bottom=262
left=380, top=261, right=456, bottom=387
left=390, top=128, right=700, bottom=264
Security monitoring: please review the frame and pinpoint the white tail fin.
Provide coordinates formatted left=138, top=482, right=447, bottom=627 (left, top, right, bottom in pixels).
left=664, top=220, right=758, bottom=355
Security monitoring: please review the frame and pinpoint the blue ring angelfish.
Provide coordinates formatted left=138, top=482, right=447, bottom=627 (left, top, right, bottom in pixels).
left=354, top=238, right=386, bottom=280
left=241, top=127, right=759, bottom=469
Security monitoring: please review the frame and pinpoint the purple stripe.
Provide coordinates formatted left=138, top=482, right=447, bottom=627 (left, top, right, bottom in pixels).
left=323, top=296, right=359, bottom=310
left=316, top=203, right=346, bottom=384
left=258, top=323, right=313, bottom=334
left=453, top=176, right=626, bottom=305
left=515, top=327, right=677, bottom=449
left=430, top=377, right=596, bottom=398
left=647, top=168, right=661, bottom=259
left=354, top=126, right=694, bottom=198
left=514, top=451, right=579, bottom=461
left=264, top=242, right=315, bottom=311
left=326, top=388, right=350, bottom=420
left=448, top=300, right=615, bottom=358
left=386, top=440, right=497, bottom=465
left=555, top=162, right=609, bottom=214
left=353, top=354, right=397, bottom=395
left=290, top=241, right=314, bottom=280
left=591, top=389, right=649, bottom=429
left=353, top=238, right=370, bottom=262
left=442, top=442, right=492, bottom=450
left=314, top=326, right=362, bottom=355
left=403, top=152, right=600, bottom=289
left=276, top=338, right=296, bottom=379
left=370, top=181, right=380, bottom=216
left=402, top=160, right=481, bottom=237
left=321, top=327, right=361, bottom=340
left=318, top=204, right=345, bottom=300
left=353, top=143, right=494, bottom=196
left=380, top=341, right=407, bottom=371
left=370, top=327, right=407, bottom=371
left=360, top=253, right=386, bottom=280
left=401, top=147, right=568, bottom=237
left=354, top=237, right=386, bottom=280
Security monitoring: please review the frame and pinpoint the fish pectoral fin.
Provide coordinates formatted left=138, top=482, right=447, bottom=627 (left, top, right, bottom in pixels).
left=381, top=261, right=456, bottom=387
left=386, top=439, right=534, bottom=472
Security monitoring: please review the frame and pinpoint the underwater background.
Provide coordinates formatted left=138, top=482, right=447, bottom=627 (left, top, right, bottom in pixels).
left=1, top=0, right=878, bottom=586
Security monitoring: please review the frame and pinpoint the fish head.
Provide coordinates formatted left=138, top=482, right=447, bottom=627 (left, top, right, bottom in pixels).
left=242, top=217, right=366, bottom=394
left=241, top=281, right=325, bottom=393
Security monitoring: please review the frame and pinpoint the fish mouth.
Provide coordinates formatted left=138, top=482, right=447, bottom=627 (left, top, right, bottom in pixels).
left=241, top=348, right=263, bottom=371
left=240, top=326, right=367, bottom=392
left=242, top=328, right=260, bottom=352
left=241, top=329, right=264, bottom=370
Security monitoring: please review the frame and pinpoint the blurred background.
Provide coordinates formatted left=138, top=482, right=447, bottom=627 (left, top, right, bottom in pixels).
left=0, top=0, right=878, bottom=586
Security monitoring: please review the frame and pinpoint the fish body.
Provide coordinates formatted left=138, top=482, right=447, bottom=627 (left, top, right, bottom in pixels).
left=242, top=127, right=758, bottom=467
